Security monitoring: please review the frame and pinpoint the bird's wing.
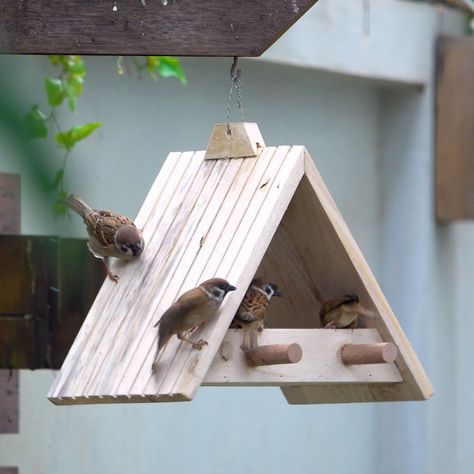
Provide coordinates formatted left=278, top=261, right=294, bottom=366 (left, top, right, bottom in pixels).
left=156, top=287, right=207, bottom=330
left=319, top=295, right=356, bottom=317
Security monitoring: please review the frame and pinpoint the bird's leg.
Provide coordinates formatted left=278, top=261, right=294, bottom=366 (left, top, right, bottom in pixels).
left=177, top=332, right=208, bottom=350
left=349, top=319, right=358, bottom=332
left=324, top=321, right=337, bottom=329
left=102, top=256, right=119, bottom=282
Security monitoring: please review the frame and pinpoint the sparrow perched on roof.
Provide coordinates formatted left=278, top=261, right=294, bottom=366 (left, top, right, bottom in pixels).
left=320, top=294, right=375, bottom=329
left=62, top=194, right=144, bottom=282
left=151, top=278, right=237, bottom=371
left=231, top=277, right=282, bottom=353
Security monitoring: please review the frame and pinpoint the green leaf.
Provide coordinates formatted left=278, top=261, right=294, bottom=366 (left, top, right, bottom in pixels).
left=64, top=74, right=84, bottom=111
left=55, top=122, right=102, bottom=150
left=24, top=105, right=48, bottom=139
left=66, top=56, right=86, bottom=75
left=151, top=56, right=187, bottom=84
left=45, top=77, right=65, bottom=106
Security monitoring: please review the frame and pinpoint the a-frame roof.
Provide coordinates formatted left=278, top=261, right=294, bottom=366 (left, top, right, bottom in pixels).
left=48, top=140, right=433, bottom=405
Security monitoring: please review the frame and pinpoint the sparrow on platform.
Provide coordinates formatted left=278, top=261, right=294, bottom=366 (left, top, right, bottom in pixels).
left=231, top=277, right=282, bottom=353
left=62, top=194, right=144, bottom=282
left=320, top=294, right=375, bottom=329
left=152, top=278, right=237, bottom=370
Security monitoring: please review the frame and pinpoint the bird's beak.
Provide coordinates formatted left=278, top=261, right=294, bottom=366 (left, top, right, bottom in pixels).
left=227, top=284, right=237, bottom=292
left=274, top=289, right=283, bottom=297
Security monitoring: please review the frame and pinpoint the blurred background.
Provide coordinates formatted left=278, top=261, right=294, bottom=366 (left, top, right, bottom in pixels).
left=0, top=0, right=472, bottom=473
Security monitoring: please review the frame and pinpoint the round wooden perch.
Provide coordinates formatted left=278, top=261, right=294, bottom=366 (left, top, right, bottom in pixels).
left=340, top=342, right=398, bottom=365
left=245, top=343, right=303, bottom=367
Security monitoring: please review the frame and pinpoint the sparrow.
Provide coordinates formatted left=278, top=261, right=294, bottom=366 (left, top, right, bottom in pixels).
left=151, top=278, right=237, bottom=370
left=62, top=194, right=144, bottom=282
left=319, top=294, right=375, bottom=329
left=231, top=277, right=282, bottom=353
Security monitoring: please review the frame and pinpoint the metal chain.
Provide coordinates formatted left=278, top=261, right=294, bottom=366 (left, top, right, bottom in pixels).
left=226, top=56, right=244, bottom=136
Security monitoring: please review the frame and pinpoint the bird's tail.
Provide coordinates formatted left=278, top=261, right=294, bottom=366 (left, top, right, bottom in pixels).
left=240, top=324, right=259, bottom=353
left=61, top=194, right=94, bottom=218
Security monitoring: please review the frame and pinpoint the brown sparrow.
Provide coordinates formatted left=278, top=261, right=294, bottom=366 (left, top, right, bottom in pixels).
left=320, top=294, right=375, bottom=329
left=62, top=194, right=144, bottom=282
left=231, top=277, right=282, bottom=353
left=152, top=278, right=237, bottom=370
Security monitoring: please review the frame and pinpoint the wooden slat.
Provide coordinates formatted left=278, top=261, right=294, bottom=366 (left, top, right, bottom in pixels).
left=0, top=174, right=20, bottom=234
left=436, top=36, right=474, bottom=220
left=279, top=152, right=433, bottom=404
left=0, top=0, right=318, bottom=56
left=48, top=146, right=306, bottom=404
left=0, top=236, right=57, bottom=369
left=203, top=329, right=402, bottom=385
left=50, top=151, right=199, bottom=399
left=0, top=370, right=18, bottom=433
left=152, top=146, right=304, bottom=400
left=51, top=239, right=104, bottom=369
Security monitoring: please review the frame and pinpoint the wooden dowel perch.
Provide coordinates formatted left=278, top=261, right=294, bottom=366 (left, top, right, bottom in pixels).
left=340, top=343, right=398, bottom=365
left=245, top=343, right=303, bottom=367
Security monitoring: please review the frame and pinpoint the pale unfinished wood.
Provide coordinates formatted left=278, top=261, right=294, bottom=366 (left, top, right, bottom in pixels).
left=48, top=135, right=433, bottom=406
left=204, top=329, right=400, bottom=385
left=49, top=145, right=305, bottom=404
left=279, top=152, right=433, bottom=404
left=245, top=343, right=303, bottom=367
left=204, top=123, right=265, bottom=160
left=340, top=343, right=398, bottom=365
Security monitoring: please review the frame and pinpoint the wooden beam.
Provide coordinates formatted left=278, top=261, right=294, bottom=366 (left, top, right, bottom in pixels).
left=436, top=37, right=474, bottom=221
left=0, top=173, right=20, bottom=445
left=203, top=329, right=401, bottom=386
left=0, top=0, right=319, bottom=56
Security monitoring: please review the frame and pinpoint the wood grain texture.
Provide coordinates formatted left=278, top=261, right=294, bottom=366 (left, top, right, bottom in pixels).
left=47, top=140, right=432, bottom=405
left=280, top=152, right=433, bottom=404
left=0, top=370, right=18, bottom=433
left=0, top=236, right=57, bottom=369
left=340, top=343, right=398, bottom=365
left=205, top=123, right=265, bottom=160
left=0, top=0, right=318, bottom=56
left=0, top=174, right=20, bottom=234
left=436, top=36, right=474, bottom=220
left=204, top=329, right=401, bottom=385
left=48, top=146, right=305, bottom=404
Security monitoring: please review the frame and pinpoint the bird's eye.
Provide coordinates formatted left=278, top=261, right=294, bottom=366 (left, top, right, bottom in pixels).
left=120, top=245, right=129, bottom=253
left=219, top=283, right=226, bottom=289
left=265, top=285, right=272, bottom=294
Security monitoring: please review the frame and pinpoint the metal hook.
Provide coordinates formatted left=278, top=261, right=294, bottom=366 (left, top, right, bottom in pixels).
left=230, top=56, right=241, bottom=82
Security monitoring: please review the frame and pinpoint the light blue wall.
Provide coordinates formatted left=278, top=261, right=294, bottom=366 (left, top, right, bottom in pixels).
left=0, top=1, right=470, bottom=473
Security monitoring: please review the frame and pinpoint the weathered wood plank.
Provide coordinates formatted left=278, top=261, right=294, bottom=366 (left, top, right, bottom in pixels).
left=0, top=174, right=20, bottom=234
left=436, top=36, right=474, bottom=220
left=51, top=239, right=104, bottom=369
left=204, top=329, right=402, bottom=385
left=0, top=236, right=57, bottom=369
left=0, top=370, right=18, bottom=433
left=0, top=0, right=319, bottom=56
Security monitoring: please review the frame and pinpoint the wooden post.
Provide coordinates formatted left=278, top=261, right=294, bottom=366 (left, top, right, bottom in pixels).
left=245, top=343, right=302, bottom=367
left=340, top=342, right=398, bottom=365
left=0, top=174, right=20, bottom=474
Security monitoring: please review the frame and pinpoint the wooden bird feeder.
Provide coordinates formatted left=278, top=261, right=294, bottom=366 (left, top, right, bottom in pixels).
left=48, top=123, right=433, bottom=405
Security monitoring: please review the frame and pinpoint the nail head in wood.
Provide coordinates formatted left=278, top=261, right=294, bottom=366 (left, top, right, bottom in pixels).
left=340, top=343, right=398, bottom=365
left=204, top=122, right=265, bottom=160
left=245, top=343, right=303, bottom=367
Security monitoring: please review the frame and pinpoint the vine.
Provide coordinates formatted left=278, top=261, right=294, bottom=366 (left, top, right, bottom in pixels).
left=24, top=55, right=186, bottom=215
